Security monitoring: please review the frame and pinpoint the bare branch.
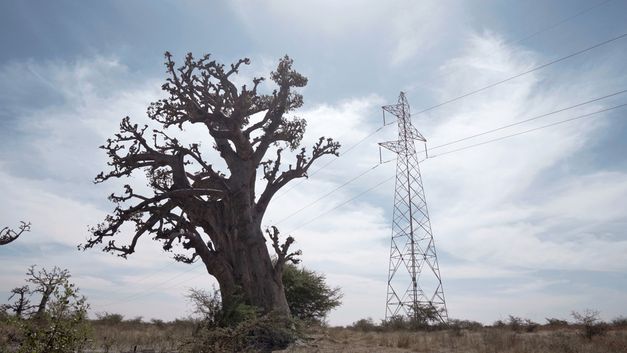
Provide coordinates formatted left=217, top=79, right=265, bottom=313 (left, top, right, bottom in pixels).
left=0, top=221, right=31, bottom=246
left=266, top=226, right=301, bottom=274
left=256, top=137, right=340, bottom=215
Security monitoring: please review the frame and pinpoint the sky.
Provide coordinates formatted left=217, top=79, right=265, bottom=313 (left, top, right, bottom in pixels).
left=1, top=0, right=627, bottom=326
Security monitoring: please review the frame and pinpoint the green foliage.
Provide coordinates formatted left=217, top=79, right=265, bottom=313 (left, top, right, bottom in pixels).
left=95, top=311, right=124, bottom=324
left=184, top=264, right=341, bottom=351
left=282, top=263, right=342, bottom=323
left=447, top=318, right=484, bottom=331
left=380, top=304, right=443, bottom=331
left=185, top=289, right=298, bottom=352
left=545, top=317, right=569, bottom=327
left=184, top=312, right=298, bottom=353
left=126, top=316, right=144, bottom=324
left=17, top=280, right=91, bottom=353
left=186, top=287, right=257, bottom=328
left=349, top=317, right=379, bottom=332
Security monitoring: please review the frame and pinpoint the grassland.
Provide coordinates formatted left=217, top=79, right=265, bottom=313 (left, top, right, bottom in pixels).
left=3, top=317, right=627, bottom=352
left=82, top=321, right=627, bottom=353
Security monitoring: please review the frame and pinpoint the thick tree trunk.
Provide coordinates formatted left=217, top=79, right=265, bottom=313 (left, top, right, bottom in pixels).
left=210, top=235, right=290, bottom=317
left=199, top=177, right=291, bottom=318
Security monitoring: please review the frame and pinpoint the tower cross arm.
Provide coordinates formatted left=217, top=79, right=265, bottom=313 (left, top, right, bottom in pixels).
left=378, top=141, right=403, bottom=154
left=409, top=126, right=427, bottom=142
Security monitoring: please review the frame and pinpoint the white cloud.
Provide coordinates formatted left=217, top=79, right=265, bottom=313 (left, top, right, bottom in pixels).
left=228, top=0, right=463, bottom=66
left=2, top=27, right=627, bottom=327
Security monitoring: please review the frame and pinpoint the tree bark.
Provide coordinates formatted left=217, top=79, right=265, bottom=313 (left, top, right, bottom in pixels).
left=82, top=53, right=339, bottom=320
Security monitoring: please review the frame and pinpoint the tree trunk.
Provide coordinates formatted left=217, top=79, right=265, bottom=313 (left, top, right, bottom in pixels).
left=36, top=289, right=52, bottom=317
left=197, top=177, right=291, bottom=318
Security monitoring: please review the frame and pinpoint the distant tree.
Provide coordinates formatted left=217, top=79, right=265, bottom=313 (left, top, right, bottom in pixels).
left=81, top=52, right=339, bottom=318
left=17, top=278, right=90, bottom=353
left=2, top=286, right=34, bottom=318
left=26, top=266, right=71, bottom=318
left=94, top=312, right=124, bottom=324
left=281, top=263, right=342, bottom=322
left=572, top=309, right=607, bottom=340
left=545, top=317, right=569, bottom=327
left=0, top=221, right=30, bottom=246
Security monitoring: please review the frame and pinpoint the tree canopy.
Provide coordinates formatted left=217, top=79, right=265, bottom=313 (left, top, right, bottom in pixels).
left=81, top=52, right=340, bottom=316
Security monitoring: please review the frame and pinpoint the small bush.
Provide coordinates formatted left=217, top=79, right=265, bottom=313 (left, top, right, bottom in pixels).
left=17, top=281, right=91, bottom=353
left=612, top=316, right=627, bottom=328
left=523, top=319, right=539, bottom=332
left=184, top=313, right=298, bottom=353
left=448, top=318, right=483, bottom=336
left=282, top=264, right=342, bottom=323
left=492, top=319, right=506, bottom=328
left=572, top=309, right=607, bottom=340
left=507, top=315, right=523, bottom=332
left=349, top=318, right=378, bottom=332
left=125, top=316, right=143, bottom=324
left=95, top=312, right=124, bottom=325
left=545, top=317, right=569, bottom=327
left=504, top=315, right=538, bottom=332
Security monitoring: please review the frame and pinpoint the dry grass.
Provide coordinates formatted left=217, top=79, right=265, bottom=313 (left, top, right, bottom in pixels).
left=5, top=318, right=626, bottom=352
left=280, top=326, right=627, bottom=353
left=86, top=321, right=194, bottom=353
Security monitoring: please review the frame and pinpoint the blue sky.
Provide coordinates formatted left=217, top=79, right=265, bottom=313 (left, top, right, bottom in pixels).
left=1, top=0, right=627, bottom=325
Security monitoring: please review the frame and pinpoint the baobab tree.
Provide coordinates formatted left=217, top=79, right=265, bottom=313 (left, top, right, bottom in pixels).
left=0, top=221, right=30, bottom=246
left=82, top=53, right=340, bottom=317
left=26, top=265, right=71, bottom=318
left=2, top=285, right=33, bottom=318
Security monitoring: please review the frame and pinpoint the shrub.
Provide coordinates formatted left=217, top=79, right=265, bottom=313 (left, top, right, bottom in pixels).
left=184, top=313, right=298, bottom=353
left=492, top=319, right=506, bottom=328
left=507, top=315, right=523, bottom=332
left=612, top=316, right=627, bottom=328
left=17, top=280, right=91, bottom=353
left=95, top=312, right=124, bottom=325
left=184, top=287, right=298, bottom=352
left=545, top=317, right=569, bottom=327
left=572, top=309, right=607, bottom=340
left=505, top=315, right=538, bottom=332
left=350, top=318, right=378, bottom=332
left=448, top=319, right=484, bottom=331
left=282, top=264, right=342, bottom=323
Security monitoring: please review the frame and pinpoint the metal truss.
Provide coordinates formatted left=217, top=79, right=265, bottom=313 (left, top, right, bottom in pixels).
left=379, top=92, right=448, bottom=324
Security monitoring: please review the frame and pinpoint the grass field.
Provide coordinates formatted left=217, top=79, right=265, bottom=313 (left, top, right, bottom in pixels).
left=4, top=317, right=627, bottom=352
left=78, top=321, right=627, bottom=353
left=281, top=325, right=627, bottom=353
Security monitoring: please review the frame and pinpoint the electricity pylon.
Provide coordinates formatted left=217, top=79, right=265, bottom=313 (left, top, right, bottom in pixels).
left=379, top=92, right=448, bottom=324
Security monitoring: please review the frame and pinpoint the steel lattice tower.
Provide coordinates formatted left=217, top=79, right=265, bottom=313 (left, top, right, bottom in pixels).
left=379, top=92, right=448, bottom=324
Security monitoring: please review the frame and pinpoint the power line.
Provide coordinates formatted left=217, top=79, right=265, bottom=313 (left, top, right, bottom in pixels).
left=410, top=32, right=627, bottom=117
left=276, top=94, right=627, bottom=229
left=429, top=103, right=627, bottom=158
left=274, top=124, right=389, bottom=200
left=429, top=89, right=627, bottom=150
left=94, top=262, right=205, bottom=308
left=506, top=0, right=615, bottom=46
left=404, top=0, right=615, bottom=95
left=92, top=22, right=624, bottom=308
left=280, top=102, right=627, bottom=233
left=286, top=176, right=395, bottom=234
left=277, top=24, right=624, bottom=201
left=95, top=102, right=626, bottom=307
left=274, top=162, right=383, bottom=225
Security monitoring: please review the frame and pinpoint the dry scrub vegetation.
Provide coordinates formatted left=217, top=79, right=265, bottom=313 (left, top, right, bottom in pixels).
left=281, top=325, right=627, bottom=353
left=4, top=313, right=627, bottom=352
